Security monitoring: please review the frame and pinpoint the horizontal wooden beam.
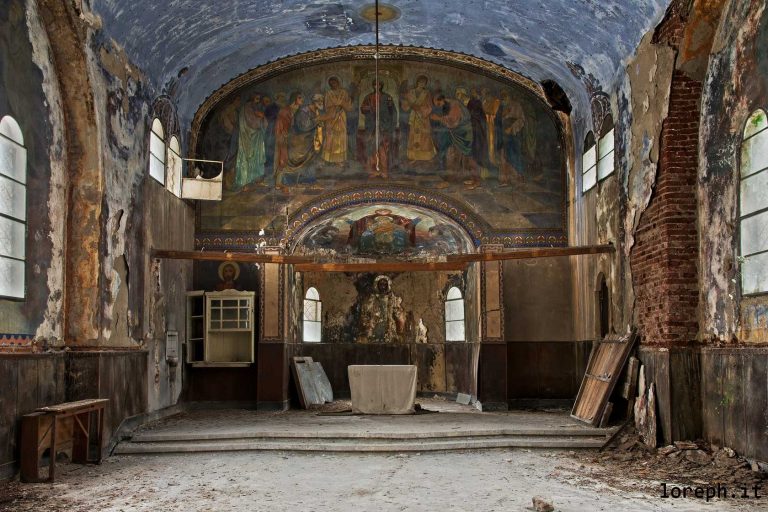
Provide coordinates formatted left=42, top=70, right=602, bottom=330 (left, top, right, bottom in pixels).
left=151, top=249, right=312, bottom=264
left=294, top=262, right=467, bottom=273
left=447, top=244, right=614, bottom=263
left=152, top=244, right=613, bottom=270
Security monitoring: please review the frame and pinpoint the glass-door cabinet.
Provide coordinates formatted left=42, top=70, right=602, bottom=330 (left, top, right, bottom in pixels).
left=186, top=290, right=256, bottom=366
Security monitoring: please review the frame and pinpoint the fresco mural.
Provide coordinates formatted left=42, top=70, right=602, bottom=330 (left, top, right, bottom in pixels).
left=293, top=204, right=475, bottom=257
left=195, top=57, right=566, bottom=240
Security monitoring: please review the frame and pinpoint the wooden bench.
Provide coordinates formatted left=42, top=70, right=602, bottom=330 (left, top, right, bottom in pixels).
left=20, top=398, right=109, bottom=482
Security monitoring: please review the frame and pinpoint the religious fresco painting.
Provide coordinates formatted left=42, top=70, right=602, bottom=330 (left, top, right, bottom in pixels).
left=196, top=58, right=566, bottom=239
left=293, top=204, right=475, bottom=258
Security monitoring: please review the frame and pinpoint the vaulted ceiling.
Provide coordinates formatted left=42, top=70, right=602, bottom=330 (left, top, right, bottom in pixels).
left=93, top=0, right=671, bottom=127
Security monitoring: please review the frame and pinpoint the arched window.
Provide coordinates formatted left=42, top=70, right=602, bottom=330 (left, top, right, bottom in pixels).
left=739, top=109, right=768, bottom=295
left=597, top=115, right=615, bottom=182
left=0, top=115, right=27, bottom=299
left=445, top=287, right=465, bottom=341
left=166, top=135, right=182, bottom=197
left=149, top=118, right=166, bottom=184
left=582, top=131, right=597, bottom=193
left=303, top=287, right=322, bottom=342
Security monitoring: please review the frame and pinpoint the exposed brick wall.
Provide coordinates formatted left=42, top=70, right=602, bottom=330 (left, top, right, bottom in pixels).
left=631, top=69, right=701, bottom=346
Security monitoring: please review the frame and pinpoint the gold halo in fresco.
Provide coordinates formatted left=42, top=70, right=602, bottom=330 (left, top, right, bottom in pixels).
left=359, top=3, right=401, bottom=23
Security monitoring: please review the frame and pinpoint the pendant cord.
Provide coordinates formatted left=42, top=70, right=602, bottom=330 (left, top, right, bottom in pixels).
left=374, top=0, right=380, bottom=175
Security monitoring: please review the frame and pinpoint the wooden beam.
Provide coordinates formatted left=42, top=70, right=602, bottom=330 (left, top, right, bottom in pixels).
left=152, top=244, right=613, bottom=270
left=294, top=262, right=467, bottom=273
left=447, top=244, right=614, bottom=263
left=151, top=249, right=312, bottom=264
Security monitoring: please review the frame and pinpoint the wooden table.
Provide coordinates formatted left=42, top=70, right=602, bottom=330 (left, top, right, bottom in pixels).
left=20, top=398, right=109, bottom=483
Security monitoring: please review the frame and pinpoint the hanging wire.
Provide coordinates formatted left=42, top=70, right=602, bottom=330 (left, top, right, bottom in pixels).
left=374, top=0, right=381, bottom=175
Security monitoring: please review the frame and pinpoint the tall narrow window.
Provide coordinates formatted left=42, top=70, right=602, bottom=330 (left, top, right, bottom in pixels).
left=740, top=109, right=768, bottom=295
left=0, top=116, right=26, bottom=299
left=149, top=118, right=166, bottom=184
left=303, top=287, right=322, bottom=342
left=166, top=135, right=182, bottom=197
left=445, top=287, right=465, bottom=342
left=582, top=131, right=597, bottom=193
left=597, top=116, right=615, bottom=181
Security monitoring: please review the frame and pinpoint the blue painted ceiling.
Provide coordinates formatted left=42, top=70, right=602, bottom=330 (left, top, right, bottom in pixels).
left=93, top=0, right=670, bottom=128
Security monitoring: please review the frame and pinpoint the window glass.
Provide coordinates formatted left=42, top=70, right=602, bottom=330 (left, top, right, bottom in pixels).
left=445, top=287, right=465, bottom=341
left=740, top=109, right=768, bottom=295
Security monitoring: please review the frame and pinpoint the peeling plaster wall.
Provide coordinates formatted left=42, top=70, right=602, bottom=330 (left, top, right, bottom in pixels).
left=699, top=0, right=768, bottom=343
left=83, top=29, right=195, bottom=408
left=0, top=0, right=67, bottom=343
left=571, top=29, right=675, bottom=341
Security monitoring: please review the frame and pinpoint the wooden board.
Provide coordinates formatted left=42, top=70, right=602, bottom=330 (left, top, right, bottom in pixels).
left=571, top=329, right=638, bottom=426
left=290, top=357, right=333, bottom=409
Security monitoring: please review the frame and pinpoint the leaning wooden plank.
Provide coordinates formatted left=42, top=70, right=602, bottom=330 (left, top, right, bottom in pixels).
left=571, top=329, right=638, bottom=426
left=290, top=357, right=314, bottom=409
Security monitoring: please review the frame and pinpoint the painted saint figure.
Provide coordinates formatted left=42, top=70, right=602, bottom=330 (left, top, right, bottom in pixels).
left=234, top=94, right=267, bottom=188
left=321, top=76, right=353, bottom=164
left=358, top=275, right=407, bottom=344
left=430, top=93, right=480, bottom=188
left=274, top=92, right=303, bottom=189
left=499, top=91, right=526, bottom=186
left=401, top=75, right=437, bottom=161
left=360, top=80, right=396, bottom=178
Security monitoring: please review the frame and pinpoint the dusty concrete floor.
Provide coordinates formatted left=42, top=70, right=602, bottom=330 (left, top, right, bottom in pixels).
left=2, top=448, right=763, bottom=511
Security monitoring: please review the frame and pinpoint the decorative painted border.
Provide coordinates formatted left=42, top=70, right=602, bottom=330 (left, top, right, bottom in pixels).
left=0, top=333, right=37, bottom=352
left=189, top=45, right=546, bottom=155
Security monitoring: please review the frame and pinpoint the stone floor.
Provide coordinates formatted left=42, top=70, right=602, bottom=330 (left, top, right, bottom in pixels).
left=2, top=401, right=763, bottom=511
left=2, top=449, right=759, bottom=511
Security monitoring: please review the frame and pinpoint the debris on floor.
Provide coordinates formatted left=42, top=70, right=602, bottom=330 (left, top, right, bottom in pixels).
left=566, top=426, right=766, bottom=495
left=531, top=495, right=554, bottom=512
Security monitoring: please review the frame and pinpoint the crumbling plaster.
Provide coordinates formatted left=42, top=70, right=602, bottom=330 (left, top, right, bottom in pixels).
left=0, top=0, right=67, bottom=342
left=698, top=0, right=768, bottom=343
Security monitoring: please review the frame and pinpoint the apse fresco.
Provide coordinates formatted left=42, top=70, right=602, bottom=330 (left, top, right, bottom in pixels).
left=196, top=58, right=566, bottom=240
left=292, top=204, right=475, bottom=257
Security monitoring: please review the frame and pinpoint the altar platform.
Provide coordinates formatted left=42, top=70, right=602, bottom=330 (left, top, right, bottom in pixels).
left=114, top=399, right=617, bottom=455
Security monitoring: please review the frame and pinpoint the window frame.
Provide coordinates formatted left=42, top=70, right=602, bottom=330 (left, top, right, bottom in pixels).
left=0, top=115, right=27, bottom=300
left=166, top=135, right=182, bottom=197
left=149, top=118, right=166, bottom=185
left=738, top=108, right=768, bottom=297
left=596, top=117, right=615, bottom=183
left=303, top=287, right=322, bottom=342
left=444, top=287, right=466, bottom=342
left=581, top=131, right=597, bottom=194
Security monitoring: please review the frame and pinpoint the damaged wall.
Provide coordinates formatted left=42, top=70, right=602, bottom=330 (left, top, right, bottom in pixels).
left=699, top=0, right=768, bottom=343
left=293, top=271, right=479, bottom=395
left=0, top=0, right=67, bottom=344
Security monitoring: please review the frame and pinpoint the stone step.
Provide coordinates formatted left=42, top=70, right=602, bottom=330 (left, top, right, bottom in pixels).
left=129, top=427, right=613, bottom=443
left=115, top=435, right=607, bottom=454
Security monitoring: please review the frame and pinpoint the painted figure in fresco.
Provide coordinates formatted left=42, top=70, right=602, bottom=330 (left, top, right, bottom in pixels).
left=234, top=94, right=267, bottom=189
left=430, top=93, right=480, bottom=188
left=274, top=92, right=303, bottom=188
left=262, top=95, right=280, bottom=172
left=481, top=88, right=502, bottom=167
left=346, top=208, right=420, bottom=255
left=358, top=275, right=407, bottom=344
left=278, top=94, right=334, bottom=189
left=360, top=80, right=396, bottom=178
left=499, top=90, right=526, bottom=186
left=215, top=262, right=242, bottom=291
left=466, top=87, right=488, bottom=169
left=321, top=76, right=353, bottom=164
left=401, top=75, right=437, bottom=161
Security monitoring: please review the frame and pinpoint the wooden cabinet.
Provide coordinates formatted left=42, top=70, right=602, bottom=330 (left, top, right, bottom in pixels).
left=186, top=290, right=255, bottom=366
